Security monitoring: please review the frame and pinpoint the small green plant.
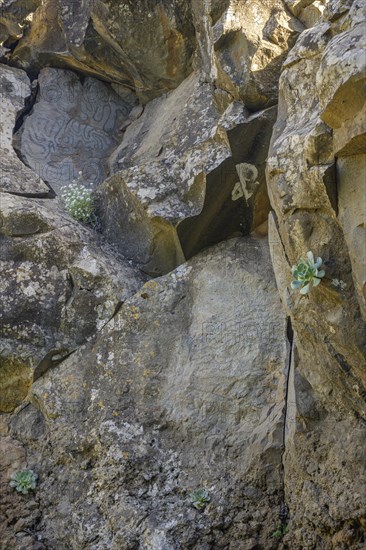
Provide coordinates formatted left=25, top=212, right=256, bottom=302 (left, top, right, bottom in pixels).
left=60, top=180, right=96, bottom=224
left=273, top=523, right=289, bottom=539
left=290, top=251, right=325, bottom=295
left=189, top=488, right=210, bottom=510
left=10, top=470, right=38, bottom=495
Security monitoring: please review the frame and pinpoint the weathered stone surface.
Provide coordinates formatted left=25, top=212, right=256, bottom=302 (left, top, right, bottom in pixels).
left=317, top=0, right=366, bottom=157
left=5, top=237, right=288, bottom=549
left=285, top=0, right=328, bottom=26
left=191, top=0, right=221, bottom=87
left=337, top=155, right=366, bottom=318
left=266, top=1, right=366, bottom=545
left=0, top=64, right=49, bottom=196
left=300, top=1, right=328, bottom=27
left=213, top=0, right=303, bottom=109
left=10, top=0, right=196, bottom=103
left=0, top=193, right=145, bottom=412
left=6, top=0, right=302, bottom=111
left=269, top=213, right=366, bottom=547
left=324, top=0, right=353, bottom=21
left=284, top=0, right=314, bottom=15
left=283, top=336, right=366, bottom=550
left=210, top=0, right=231, bottom=25
left=0, top=45, right=10, bottom=59
left=14, top=67, right=134, bottom=194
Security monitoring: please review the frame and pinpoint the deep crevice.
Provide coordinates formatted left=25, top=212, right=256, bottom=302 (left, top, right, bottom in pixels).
left=2, top=189, right=55, bottom=199
left=33, top=349, right=76, bottom=382
left=2, top=37, right=20, bottom=53
left=177, top=106, right=277, bottom=260
left=13, top=78, right=38, bottom=134
left=177, top=157, right=250, bottom=260
left=323, top=161, right=338, bottom=215
left=278, top=316, right=294, bottom=529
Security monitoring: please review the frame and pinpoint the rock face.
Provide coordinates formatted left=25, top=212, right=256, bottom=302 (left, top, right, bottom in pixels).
left=178, top=106, right=277, bottom=260
left=99, top=0, right=301, bottom=273
left=0, top=192, right=145, bottom=412
left=337, top=155, right=366, bottom=318
left=1, top=0, right=365, bottom=548
left=3, top=238, right=289, bottom=549
left=6, top=0, right=301, bottom=277
left=7, top=0, right=302, bottom=277
left=266, top=0, right=366, bottom=546
left=14, top=67, right=134, bottom=193
left=0, top=64, right=49, bottom=196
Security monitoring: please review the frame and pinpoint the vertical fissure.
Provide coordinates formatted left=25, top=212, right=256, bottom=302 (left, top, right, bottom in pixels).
left=278, top=317, right=294, bottom=530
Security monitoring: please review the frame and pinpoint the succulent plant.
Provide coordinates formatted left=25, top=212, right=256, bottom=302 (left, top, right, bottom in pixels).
left=291, top=251, right=325, bottom=295
left=9, top=469, right=38, bottom=495
left=189, top=488, right=210, bottom=510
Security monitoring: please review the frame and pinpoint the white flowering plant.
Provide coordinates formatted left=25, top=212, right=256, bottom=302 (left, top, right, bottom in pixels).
left=60, top=180, right=96, bottom=224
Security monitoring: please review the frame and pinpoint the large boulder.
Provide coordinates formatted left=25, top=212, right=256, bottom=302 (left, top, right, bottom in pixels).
left=0, top=193, right=145, bottom=413
left=266, top=1, right=366, bottom=546
left=10, top=0, right=196, bottom=103
left=4, top=237, right=289, bottom=549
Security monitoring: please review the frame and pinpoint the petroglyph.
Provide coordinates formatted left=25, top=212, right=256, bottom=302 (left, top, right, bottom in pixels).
left=15, top=68, right=134, bottom=193
left=231, top=163, right=260, bottom=204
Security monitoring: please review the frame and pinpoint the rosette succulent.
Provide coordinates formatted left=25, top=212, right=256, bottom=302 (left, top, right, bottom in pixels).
left=291, top=251, right=325, bottom=295
left=10, top=469, right=38, bottom=494
left=189, top=488, right=210, bottom=510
